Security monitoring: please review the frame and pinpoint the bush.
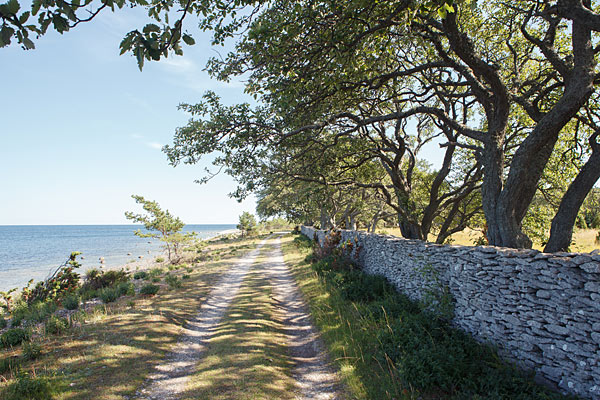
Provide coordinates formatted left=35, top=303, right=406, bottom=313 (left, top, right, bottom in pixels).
left=149, top=268, right=163, bottom=277
left=62, top=295, right=80, bottom=311
left=99, top=287, right=119, bottom=304
left=45, top=316, right=68, bottom=335
left=3, top=372, right=56, bottom=400
left=21, top=252, right=81, bottom=305
left=1, top=328, right=29, bottom=348
left=151, top=277, right=161, bottom=283
left=165, top=275, right=182, bottom=289
left=117, top=282, right=135, bottom=297
left=83, top=269, right=129, bottom=291
left=155, top=257, right=165, bottom=263
left=79, top=288, right=98, bottom=301
left=0, top=316, right=6, bottom=329
left=293, top=235, right=312, bottom=249
left=140, top=284, right=159, bottom=296
left=22, top=342, right=42, bottom=360
left=133, top=271, right=148, bottom=280
left=182, top=274, right=191, bottom=280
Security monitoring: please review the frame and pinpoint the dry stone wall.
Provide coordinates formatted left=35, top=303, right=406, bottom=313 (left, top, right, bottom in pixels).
left=300, top=226, right=600, bottom=399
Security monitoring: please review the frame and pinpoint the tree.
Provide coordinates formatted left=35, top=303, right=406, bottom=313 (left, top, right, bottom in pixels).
left=124, top=195, right=193, bottom=263
left=237, top=211, right=257, bottom=236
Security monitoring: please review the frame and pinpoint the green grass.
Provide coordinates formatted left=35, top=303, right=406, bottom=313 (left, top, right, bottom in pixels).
left=282, top=234, right=573, bottom=400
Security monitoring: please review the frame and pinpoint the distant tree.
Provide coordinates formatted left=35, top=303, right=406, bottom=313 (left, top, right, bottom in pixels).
left=237, top=212, right=257, bottom=236
left=124, top=195, right=194, bottom=263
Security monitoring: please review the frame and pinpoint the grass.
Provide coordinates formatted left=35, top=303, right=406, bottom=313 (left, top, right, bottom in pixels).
left=376, top=226, right=600, bottom=252
left=281, top=233, right=574, bottom=400
left=182, top=238, right=297, bottom=400
left=0, top=234, right=266, bottom=400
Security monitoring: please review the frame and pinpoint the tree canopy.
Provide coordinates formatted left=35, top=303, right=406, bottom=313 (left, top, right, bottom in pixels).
left=6, top=0, right=600, bottom=251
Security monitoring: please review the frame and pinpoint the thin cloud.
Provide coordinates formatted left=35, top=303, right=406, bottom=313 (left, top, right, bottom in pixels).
left=146, top=142, right=163, bottom=150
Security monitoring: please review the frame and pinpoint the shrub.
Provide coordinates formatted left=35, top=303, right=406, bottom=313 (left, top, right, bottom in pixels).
left=293, top=235, right=312, bottom=249
left=0, top=356, right=20, bottom=374
left=79, top=289, right=98, bottom=301
left=155, top=257, right=165, bottom=263
left=99, top=287, right=119, bottom=303
left=186, top=267, right=194, bottom=273
left=140, top=284, right=159, bottom=296
left=182, top=274, right=191, bottom=280
left=62, top=295, right=80, bottom=311
left=82, top=269, right=129, bottom=291
left=3, top=372, right=56, bottom=400
left=151, top=277, right=160, bottom=283
left=117, top=282, right=135, bottom=297
left=133, top=271, right=148, bottom=280
left=45, top=316, right=68, bottom=335
left=21, top=252, right=81, bottom=305
left=149, top=268, right=163, bottom=277
left=0, top=316, right=6, bottom=329
left=165, top=275, right=182, bottom=289
left=1, top=328, right=29, bottom=348
left=22, top=342, right=42, bottom=360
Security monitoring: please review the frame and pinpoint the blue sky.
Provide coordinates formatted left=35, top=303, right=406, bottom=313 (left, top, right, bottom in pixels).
left=0, top=8, right=257, bottom=225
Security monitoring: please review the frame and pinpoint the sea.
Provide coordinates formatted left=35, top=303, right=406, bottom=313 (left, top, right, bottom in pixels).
left=0, top=224, right=237, bottom=292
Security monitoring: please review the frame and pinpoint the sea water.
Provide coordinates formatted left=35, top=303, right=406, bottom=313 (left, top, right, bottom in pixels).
left=0, top=224, right=236, bottom=291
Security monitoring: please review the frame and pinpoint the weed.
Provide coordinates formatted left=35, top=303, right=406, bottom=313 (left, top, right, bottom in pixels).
left=155, top=257, right=165, bottom=263
left=83, top=269, right=129, bottom=291
left=165, top=275, right=182, bottom=289
left=99, top=287, right=119, bottom=303
left=3, top=372, right=57, bottom=400
left=133, top=271, right=148, bottom=280
left=62, top=294, right=80, bottom=311
left=140, top=284, right=159, bottom=296
left=45, top=316, right=68, bottom=335
left=0, top=356, right=20, bottom=374
left=116, top=282, right=135, bottom=297
left=22, top=341, right=42, bottom=360
left=182, top=274, right=191, bottom=280
left=1, top=328, right=29, bottom=348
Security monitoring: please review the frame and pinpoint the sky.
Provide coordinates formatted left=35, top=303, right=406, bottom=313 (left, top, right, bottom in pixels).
left=0, top=8, right=257, bottom=225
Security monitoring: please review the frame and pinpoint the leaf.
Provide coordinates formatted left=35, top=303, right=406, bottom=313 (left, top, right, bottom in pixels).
left=6, top=0, right=19, bottom=14
left=19, top=10, right=30, bottom=24
left=182, top=33, right=195, bottom=46
left=31, top=0, right=41, bottom=15
left=135, top=47, right=145, bottom=71
left=22, top=36, right=34, bottom=49
left=0, top=26, right=14, bottom=47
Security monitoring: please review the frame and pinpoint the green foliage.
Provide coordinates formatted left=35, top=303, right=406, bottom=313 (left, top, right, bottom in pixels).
left=62, top=294, right=79, bottom=311
left=22, top=341, right=42, bottom=360
left=164, top=275, right=182, bottom=289
left=293, top=235, right=312, bottom=249
left=10, top=301, right=57, bottom=327
left=182, top=274, right=191, bottom=280
left=0, top=288, right=17, bottom=313
left=305, top=244, right=567, bottom=399
left=3, top=372, right=57, bottom=400
left=149, top=267, right=163, bottom=277
left=21, top=252, right=81, bottom=305
left=155, top=257, right=165, bottom=263
left=0, top=316, right=7, bottom=329
left=237, top=212, right=257, bottom=236
left=0, top=356, right=20, bottom=375
left=125, top=195, right=194, bottom=263
left=79, top=288, right=98, bottom=301
left=82, top=269, right=129, bottom=291
left=133, top=271, right=148, bottom=280
left=116, top=282, right=135, bottom=297
left=140, top=284, right=159, bottom=296
left=1, top=328, right=29, bottom=348
left=99, top=287, right=120, bottom=304
left=44, top=315, right=68, bottom=335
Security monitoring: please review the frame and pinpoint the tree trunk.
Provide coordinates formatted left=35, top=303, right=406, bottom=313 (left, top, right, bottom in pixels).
left=545, top=133, right=600, bottom=252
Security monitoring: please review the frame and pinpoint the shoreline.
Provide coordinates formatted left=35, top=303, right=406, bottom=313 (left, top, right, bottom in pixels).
left=0, top=228, right=240, bottom=293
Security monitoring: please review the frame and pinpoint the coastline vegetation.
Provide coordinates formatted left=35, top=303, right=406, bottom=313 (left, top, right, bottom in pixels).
left=0, top=232, right=264, bottom=399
